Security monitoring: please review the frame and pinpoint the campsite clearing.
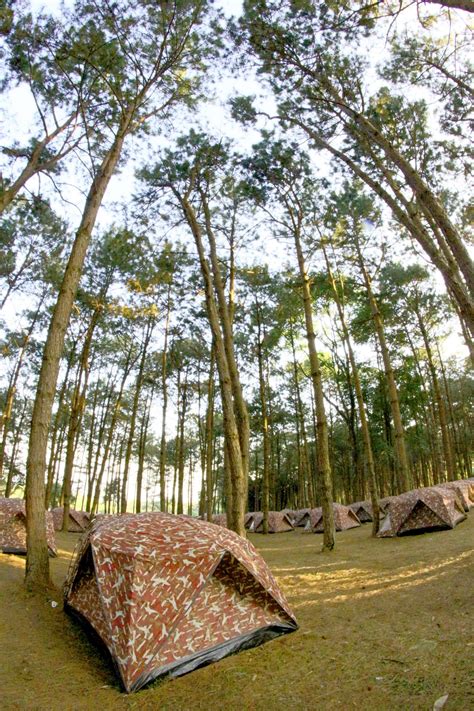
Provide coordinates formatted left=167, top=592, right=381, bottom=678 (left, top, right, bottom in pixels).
left=1, top=516, right=473, bottom=710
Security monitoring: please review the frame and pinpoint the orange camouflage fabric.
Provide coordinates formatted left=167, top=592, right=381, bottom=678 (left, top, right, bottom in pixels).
left=348, top=501, right=374, bottom=523
left=302, top=503, right=361, bottom=532
left=377, top=487, right=466, bottom=537
left=52, top=507, right=91, bottom=532
left=252, top=511, right=294, bottom=533
left=0, top=497, right=57, bottom=555
left=64, top=512, right=297, bottom=692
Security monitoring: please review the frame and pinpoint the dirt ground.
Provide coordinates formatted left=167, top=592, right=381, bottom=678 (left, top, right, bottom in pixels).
left=1, top=516, right=473, bottom=711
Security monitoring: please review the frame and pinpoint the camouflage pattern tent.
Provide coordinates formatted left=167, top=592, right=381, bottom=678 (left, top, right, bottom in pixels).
left=348, top=501, right=374, bottom=523
left=433, top=484, right=471, bottom=512
left=377, top=487, right=466, bottom=537
left=280, top=509, right=297, bottom=524
left=212, top=513, right=255, bottom=529
left=379, top=495, right=398, bottom=510
left=252, top=511, right=294, bottom=533
left=292, top=508, right=311, bottom=527
left=348, top=500, right=388, bottom=523
left=52, top=507, right=90, bottom=532
left=64, top=512, right=297, bottom=692
left=439, top=480, right=474, bottom=510
left=211, top=513, right=227, bottom=527
left=244, top=512, right=260, bottom=531
left=302, top=504, right=361, bottom=533
left=0, top=497, right=57, bottom=556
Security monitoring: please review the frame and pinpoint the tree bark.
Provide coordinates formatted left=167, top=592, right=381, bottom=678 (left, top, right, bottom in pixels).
left=120, top=317, right=154, bottom=513
left=292, top=219, right=335, bottom=551
left=180, top=195, right=247, bottom=537
left=321, top=240, right=381, bottom=534
left=255, top=298, right=270, bottom=533
left=355, top=238, right=411, bottom=493
left=61, top=305, right=102, bottom=530
left=159, top=284, right=172, bottom=512
left=25, top=109, right=134, bottom=590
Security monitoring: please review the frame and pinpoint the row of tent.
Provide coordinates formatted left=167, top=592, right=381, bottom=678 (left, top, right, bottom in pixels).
left=349, top=478, right=473, bottom=536
left=212, top=478, right=474, bottom=537
left=212, top=506, right=362, bottom=533
left=1, top=478, right=472, bottom=556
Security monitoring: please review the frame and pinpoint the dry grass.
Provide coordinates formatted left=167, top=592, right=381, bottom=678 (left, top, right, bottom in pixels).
left=1, top=517, right=473, bottom=711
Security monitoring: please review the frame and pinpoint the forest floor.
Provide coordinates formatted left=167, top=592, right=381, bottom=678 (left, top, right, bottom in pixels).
left=0, top=515, right=473, bottom=711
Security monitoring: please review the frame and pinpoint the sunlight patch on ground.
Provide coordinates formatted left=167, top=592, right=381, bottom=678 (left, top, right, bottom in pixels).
left=280, top=550, right=473, bottom=606
left=0, top=553, right=25, bottom=570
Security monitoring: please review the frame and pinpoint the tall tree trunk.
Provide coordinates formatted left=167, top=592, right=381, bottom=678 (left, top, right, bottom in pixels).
left=177, top=372, right=188, bottom=515
left=84, top=380, right=100, bottom=512
left=413, top=302, right=456, bottom=481
left=120, top=318, right=154, bottom=514
left=355, top=237, right=411, bottom=493
left=205, top=349, right=215, bottom=522
left=197, top=356, right=206, bottom=519
left=436, top=345, right=468, bottom=477
left=180, top=195, right=247, bottom=537
left=171, top=407, right=180, bottom=516
left=404, top=326, right=443, bottom=484
left=255, top=298, right=270, bottom=533
left=289, top=325, right=309, bottom=508
left=61, top=306, right=102, bottom=530
left=85, top=375, right=114, bottom=511
left=91, top=347, right=136, bottom=515
left=135, top=391, right=153, bottom=514
left=322, top=240, right=380, bottom=534
left=25, top=109, right=134, bottom=590
left=44, top=348, right=76, bottom=508
left=159, top=284, right=172, bottom=512
left=292, top=216, right=335, bottom=551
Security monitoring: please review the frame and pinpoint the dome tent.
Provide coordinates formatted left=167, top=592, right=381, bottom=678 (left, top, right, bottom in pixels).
left=301, top=503, right=361, bottom=532
left=434, top=480, right=473, bottom=511
left=348, top=501, right=374, bottom=523
left=0, top=497, right=57, bottom=556
left=348, top=500, right=387, bottom=523
left=52, top=507, right=90, bottom=532
left=377, top=487, right=466, bottom=537
left=64, top=512, right=297, bottom=693
left=292, top=508, right=311, bottom=526
left=252, top=511, right=294, bottom=533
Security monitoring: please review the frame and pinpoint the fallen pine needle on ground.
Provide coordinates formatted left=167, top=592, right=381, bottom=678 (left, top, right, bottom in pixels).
left=0, top=515, right=472, bottom=710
